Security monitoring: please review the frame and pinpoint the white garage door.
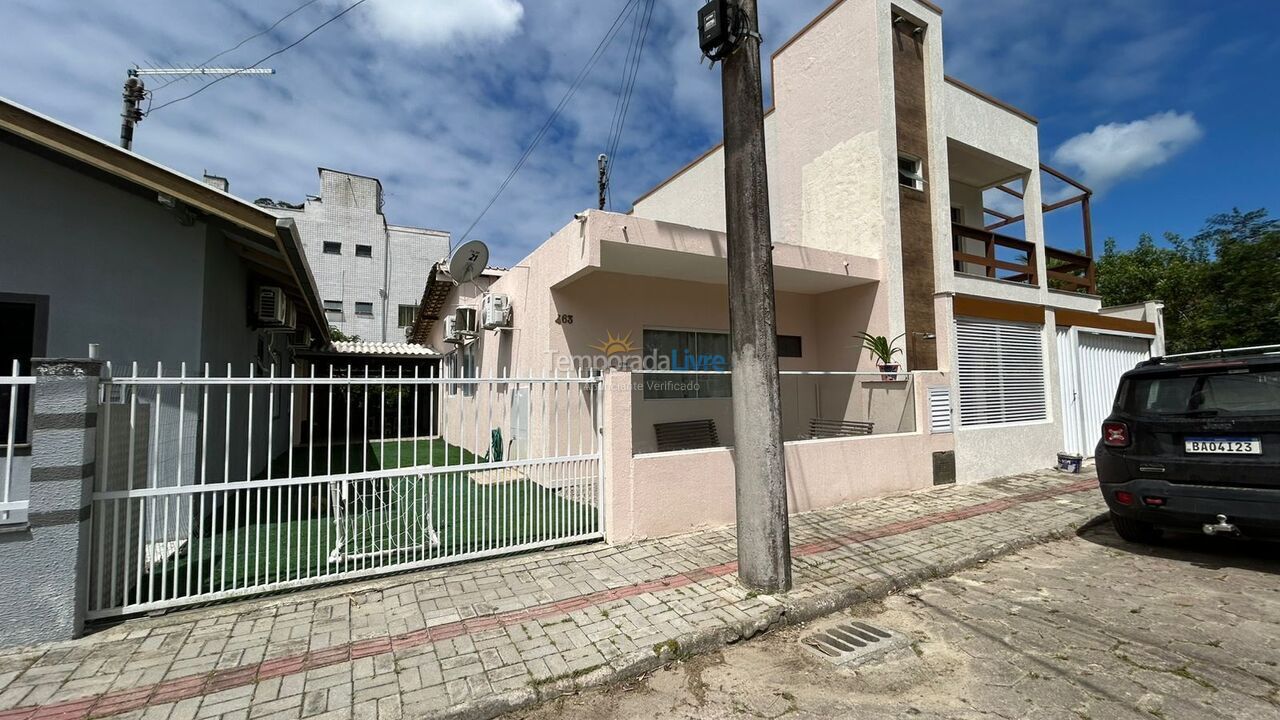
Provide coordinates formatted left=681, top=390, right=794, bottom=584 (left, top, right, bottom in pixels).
left=1058, top=330, right=1152, bottom=456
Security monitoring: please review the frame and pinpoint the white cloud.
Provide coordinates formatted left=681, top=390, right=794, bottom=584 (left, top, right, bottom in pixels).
left=1051, top=111, right=1203, bottom=192
left=352, top=0, right=525, bottom=46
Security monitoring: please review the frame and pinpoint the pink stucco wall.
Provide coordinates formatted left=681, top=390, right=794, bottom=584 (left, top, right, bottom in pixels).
left=603, top=370, right=954, bottom=543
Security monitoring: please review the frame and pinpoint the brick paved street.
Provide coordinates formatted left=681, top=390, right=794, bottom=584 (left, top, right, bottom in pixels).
left=0, top=470, right=1103, bottom=720
left=520, top=524, right=1280, bottom=720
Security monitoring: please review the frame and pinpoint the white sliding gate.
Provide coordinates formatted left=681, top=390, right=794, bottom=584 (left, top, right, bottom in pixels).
left=88, top=363, right=603, bottom=618
left=1057, top=329, right=1152, bottom=456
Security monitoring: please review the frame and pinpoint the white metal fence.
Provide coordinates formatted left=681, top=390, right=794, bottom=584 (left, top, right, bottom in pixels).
left=88, top=362, right=603, bottom=618
left=1, top=360, right=35, bottom=525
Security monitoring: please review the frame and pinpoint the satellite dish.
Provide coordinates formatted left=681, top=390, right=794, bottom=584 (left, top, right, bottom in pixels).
left=447, top=240, right=489, bottom=284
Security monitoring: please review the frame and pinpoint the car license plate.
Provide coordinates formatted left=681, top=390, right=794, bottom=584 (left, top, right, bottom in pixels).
left=1185, top=437, right=1262, bottom=455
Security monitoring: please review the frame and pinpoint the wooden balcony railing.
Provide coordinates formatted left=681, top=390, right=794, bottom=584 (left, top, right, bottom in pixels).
left=1044, top=247, right=1095, bottom=294
left=951, top=223, right=1037, bottom=286
left=967, top=163, right=1098, bottom=294
left=951, top=223, right=1098, bottom=294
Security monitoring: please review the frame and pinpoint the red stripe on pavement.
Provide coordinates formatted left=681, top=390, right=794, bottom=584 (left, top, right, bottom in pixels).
left=4, top=478, right=1096, bottom=720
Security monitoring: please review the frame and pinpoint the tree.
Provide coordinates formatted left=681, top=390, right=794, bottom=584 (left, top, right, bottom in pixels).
left=1096, top=208, right=1279, bottom=353
left=329, top=325, right=361, bottom=343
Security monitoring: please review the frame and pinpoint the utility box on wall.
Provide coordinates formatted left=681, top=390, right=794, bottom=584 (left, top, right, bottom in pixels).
left=932, top=450, right=956, bottom=485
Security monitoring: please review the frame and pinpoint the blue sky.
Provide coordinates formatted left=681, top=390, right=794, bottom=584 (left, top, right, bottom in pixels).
left=1, top=0, right=1276, bottom=266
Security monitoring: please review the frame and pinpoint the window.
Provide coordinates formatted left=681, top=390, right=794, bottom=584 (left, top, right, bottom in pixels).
left=323, top=241, right=342, bottom=255
left=1122, top=369, right=1280, bottom=417
left=643, top=329, right=732, bottom=399
left=928, top=386, right=953, bottom=433
left=447, top=342, right=478, bottom=396
left=898, top=155, right=924, bottom=191
left=355, top=244, right=373, bottom=258
left=0, top=296, right=45, bottom=446
left=397, top=304, right=418, bottom=327
left=323, top=299, right=343, bottom=320
left=777, top=335, right=802, bottom=358
left=354, top=302, right=374, bottom=317
left=955, top=318, right=1046, bottom=426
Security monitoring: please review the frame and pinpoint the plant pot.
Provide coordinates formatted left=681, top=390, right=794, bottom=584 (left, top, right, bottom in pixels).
left=877, top=363, right=900, bottom=381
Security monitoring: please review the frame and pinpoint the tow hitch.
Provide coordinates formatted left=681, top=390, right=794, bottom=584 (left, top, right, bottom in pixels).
left=1202, top=514, right=1239, bottom=536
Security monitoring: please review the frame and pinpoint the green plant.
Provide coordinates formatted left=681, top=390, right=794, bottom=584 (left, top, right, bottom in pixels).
left=854, top=332, right=905, bottom=366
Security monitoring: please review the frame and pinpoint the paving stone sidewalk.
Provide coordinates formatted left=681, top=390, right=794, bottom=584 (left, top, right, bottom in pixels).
left=0, top=469, right=1105, bottom=720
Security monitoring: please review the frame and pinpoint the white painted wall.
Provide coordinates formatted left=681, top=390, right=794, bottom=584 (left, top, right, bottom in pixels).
left=276, top=170, right=450, bottom=343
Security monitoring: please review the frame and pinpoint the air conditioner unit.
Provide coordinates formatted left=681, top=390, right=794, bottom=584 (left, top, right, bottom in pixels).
left=455, top=306, right=479, bottom=336
left=290, top=325, right=313, bottom=349
left=256, top=286, right=287, bottom=326
left=482, top=293, right=512, bottom=330
left=443, top=315, right=461, bottom=344
left=282, top=299, right=297, bottom=331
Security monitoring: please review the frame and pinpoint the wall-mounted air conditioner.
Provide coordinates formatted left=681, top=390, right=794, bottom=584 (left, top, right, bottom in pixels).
left=455, top=307, right=479, bottom=337
left=482, top=293, right=512, bottom=330
left=443, top=315, right=461, bottom=344
left=256, top=286, right=288, bottom=327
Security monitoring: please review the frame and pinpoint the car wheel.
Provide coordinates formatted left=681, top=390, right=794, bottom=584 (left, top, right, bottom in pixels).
left=1110, top=512, right=1161, bottom=544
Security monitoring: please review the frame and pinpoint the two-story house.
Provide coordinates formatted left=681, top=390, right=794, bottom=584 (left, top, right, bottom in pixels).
left=430, top=0, right=1165, bottom=542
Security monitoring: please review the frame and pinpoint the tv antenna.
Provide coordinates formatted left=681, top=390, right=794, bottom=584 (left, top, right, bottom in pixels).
left=119, top=66, right=275, bottom=150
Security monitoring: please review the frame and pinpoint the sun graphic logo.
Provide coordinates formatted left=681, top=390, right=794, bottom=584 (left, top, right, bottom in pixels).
left=590, top=330, right=638, bottom=357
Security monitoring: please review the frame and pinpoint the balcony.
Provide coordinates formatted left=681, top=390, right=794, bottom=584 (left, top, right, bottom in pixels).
left=947, top=149, right=1098, bottom=294
left=951, top=223, right=1096, bottom=293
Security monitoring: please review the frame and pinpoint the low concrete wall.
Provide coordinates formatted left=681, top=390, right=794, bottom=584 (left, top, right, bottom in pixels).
left=603, top=370, right=953, bottom=543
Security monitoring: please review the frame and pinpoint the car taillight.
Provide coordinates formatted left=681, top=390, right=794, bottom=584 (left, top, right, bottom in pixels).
left=1102, top=421, right=1130, bottom=448
left=1114, top=491, right=1134, bottom=505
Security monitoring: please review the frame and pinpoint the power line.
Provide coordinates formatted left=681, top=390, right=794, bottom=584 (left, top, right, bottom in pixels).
left=604, top=0, right=656, bottom=209
left=150, top=0, right=323, bottom=91
left=454, top=0, right=643, bottom=249
left=147, top=0, right=370, bottom=115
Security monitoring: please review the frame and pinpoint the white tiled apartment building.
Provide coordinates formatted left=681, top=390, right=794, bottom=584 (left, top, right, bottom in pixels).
left=267, top=169, right=450, bottom=342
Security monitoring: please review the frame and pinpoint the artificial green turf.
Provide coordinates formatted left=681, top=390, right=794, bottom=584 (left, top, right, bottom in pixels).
left=125, top=438, right=597, bottom=605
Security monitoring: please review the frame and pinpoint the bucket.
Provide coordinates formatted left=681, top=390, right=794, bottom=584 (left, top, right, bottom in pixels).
left=1057, top=452, right=1083, bottom=473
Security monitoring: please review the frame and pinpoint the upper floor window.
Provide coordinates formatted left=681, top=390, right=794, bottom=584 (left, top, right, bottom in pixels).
left=323, top=241, right=342, bottom=255
left=355, top=244, right=373, bottom=258
left=354, top=302, right=374, bottom=317
left=898, top=155, right=924, bottom=191
left=397, top=304, right=418, bottom=327
left=323, top=300, right=343, bottom=320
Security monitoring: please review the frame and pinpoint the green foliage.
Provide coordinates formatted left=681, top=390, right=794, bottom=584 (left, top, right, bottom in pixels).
left=329, top=325, right=361, bottom=343
left=1096, top=208, right=1279, bottom=354
left=854, top=332, right=905, bottom=366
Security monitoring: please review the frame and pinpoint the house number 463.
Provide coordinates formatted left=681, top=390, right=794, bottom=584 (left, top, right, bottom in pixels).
left=555, top=314, right=574, bottom=325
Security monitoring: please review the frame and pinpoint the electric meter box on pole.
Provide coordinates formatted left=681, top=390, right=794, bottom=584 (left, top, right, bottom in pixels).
left=698, top=0, right=732, bottom=56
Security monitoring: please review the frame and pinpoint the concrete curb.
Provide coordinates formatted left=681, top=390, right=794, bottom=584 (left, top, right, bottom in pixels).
left=439, top=511, right=1109, bottom=720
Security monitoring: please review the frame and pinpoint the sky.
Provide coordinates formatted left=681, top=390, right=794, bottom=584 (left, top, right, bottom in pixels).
left=1, top=0, right=1277, bottom=267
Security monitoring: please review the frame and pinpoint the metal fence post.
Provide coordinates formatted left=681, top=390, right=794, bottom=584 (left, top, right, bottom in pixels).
left=0, top=358, right=102, bottom=646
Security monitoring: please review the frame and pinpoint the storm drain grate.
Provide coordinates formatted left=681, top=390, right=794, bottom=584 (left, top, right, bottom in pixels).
left=801, top=621, right=907, bottom=667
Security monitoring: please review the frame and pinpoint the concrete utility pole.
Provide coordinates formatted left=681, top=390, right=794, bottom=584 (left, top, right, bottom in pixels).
left=119, top=75, right=146, bottom=150
left=597, top=154, right=609, bottom=210
left=716, top=0, right=792, bottom=592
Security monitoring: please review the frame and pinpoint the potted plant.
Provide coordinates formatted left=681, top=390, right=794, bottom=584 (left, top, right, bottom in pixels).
left=854, top=332, right=905, bottom=380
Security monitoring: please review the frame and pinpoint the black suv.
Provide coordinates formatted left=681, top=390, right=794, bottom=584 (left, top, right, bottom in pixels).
left=1096, top=348, right=1280, bottom=543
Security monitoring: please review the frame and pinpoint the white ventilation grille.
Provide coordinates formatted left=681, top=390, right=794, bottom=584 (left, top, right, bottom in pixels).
left=927, top=386, right=953, bottom=433
left=956, top=317, right=1047, bottom=427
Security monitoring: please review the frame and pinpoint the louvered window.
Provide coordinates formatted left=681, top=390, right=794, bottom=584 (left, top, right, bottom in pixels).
left=955, top=318, right=1047, bottom=426
left=927, top=386, right=953, bottom=433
